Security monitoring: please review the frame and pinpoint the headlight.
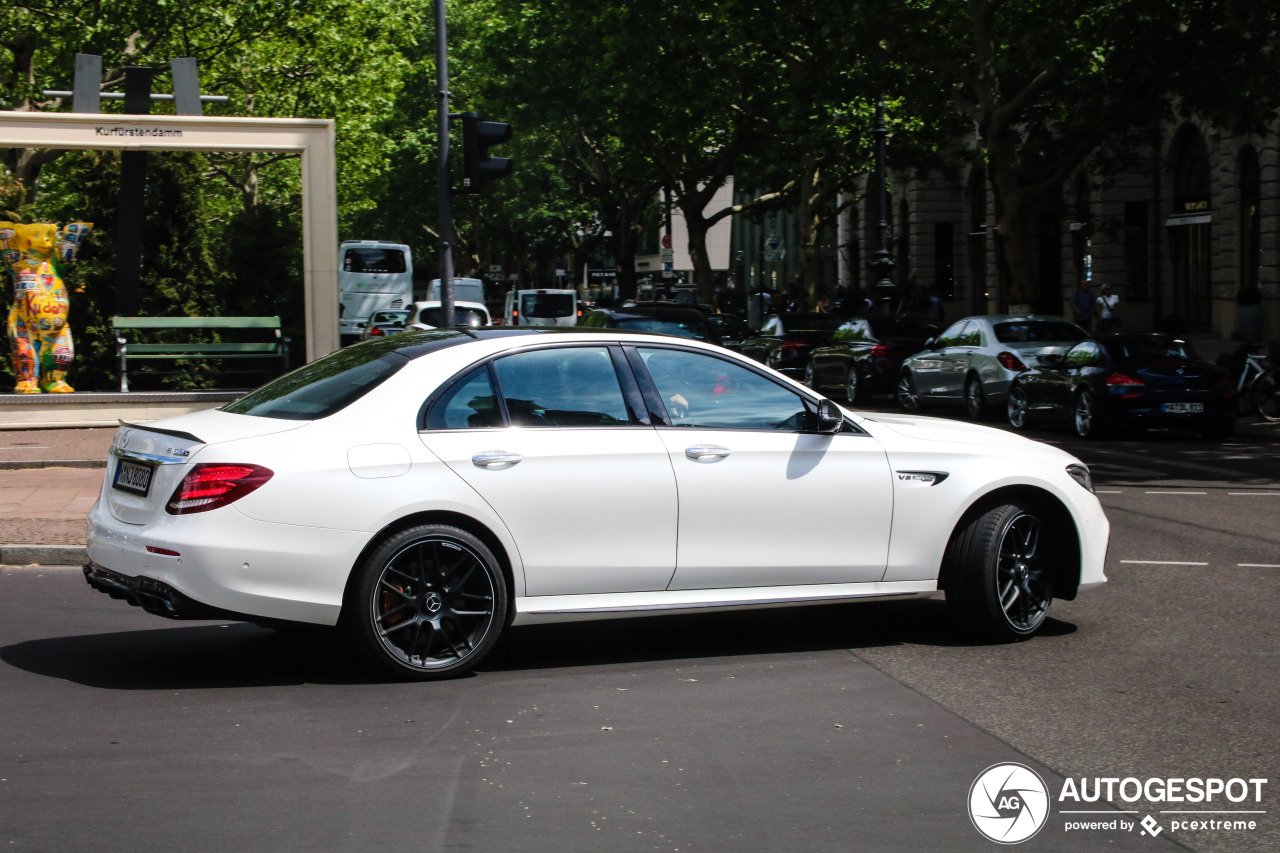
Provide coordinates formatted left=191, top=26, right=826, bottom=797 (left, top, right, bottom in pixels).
left=1066, top=463, right=1094, bottom=493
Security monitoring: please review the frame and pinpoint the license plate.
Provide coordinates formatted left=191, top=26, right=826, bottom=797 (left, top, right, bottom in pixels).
left=113, top=458, right=155, bottom=497
left=1162, top=402, right=1203, bottom=414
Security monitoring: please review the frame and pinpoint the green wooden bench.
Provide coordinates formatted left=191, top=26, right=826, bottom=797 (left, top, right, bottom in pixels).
left=113, top=316, right=291, bottom=393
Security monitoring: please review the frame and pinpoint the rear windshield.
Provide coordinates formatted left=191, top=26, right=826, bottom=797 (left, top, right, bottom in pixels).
left=343, top=247, right=406, bottom=274
left=868, top=316, right=941, bottom=338
left=993, top=321, right=1088, bottom=344
left=780, top=313, right=845, bottom=332
left=417, top=307, right=488, bottom=328
left=613, top=317, right=710, bottom=340
left=1114, top=339, right=1199, bottom=360
left=223, top=341, right=409, bottom=420
left=521, top=292, right=576, bottom=319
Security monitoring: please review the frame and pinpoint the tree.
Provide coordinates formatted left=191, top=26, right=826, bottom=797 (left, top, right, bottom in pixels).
left=875, top=0, right=1280, bottom=310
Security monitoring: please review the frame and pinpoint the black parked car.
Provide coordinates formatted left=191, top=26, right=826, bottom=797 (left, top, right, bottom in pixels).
left=805, top=314, right=943, bottom=403
left=579, top=304, right=720, bottom=344
left=705, top=312, right=750, bottom=350
left=738, top=313, right=846, bottom=379
left=1006, top=333, right=1235, bottom=439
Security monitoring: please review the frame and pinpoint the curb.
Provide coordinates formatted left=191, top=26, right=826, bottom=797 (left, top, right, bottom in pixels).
left=0, top=460, right=107, bottom=470
left=1, top=544, right=88, bottom=567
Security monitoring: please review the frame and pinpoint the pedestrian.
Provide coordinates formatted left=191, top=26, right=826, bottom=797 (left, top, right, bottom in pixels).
left=1095, top=283, right=1120, bottom=333
left=1071, top=278, right=1096, bottom=332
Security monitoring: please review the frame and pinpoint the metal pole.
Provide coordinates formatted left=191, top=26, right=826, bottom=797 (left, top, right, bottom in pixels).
left=435, top=0, right=455, bottom=328
left=869, top=99, right=895, bottom=314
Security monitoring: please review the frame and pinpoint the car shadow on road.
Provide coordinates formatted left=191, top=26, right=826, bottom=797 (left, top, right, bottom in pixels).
left=0, top=599, right=1077, bottom=690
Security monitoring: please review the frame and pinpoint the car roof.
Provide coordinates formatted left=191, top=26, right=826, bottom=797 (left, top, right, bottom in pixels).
left=379, top=326, right=734, bottom=361
left=411, top=300, right=489, bottom=310
left=595, top=304, right=708, bottom=319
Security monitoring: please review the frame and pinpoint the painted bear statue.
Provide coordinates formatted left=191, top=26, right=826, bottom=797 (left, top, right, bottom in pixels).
left=1, top=221, right=93, bottom=393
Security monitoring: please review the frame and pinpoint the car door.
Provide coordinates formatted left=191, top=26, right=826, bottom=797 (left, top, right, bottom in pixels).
left=419, top=344, right=678, bottom=596
left=631, top=345, right=893, bottom=590
left=1040, top=341, right=1099, bottom=416
left=912, top=319, right=970, bottom=399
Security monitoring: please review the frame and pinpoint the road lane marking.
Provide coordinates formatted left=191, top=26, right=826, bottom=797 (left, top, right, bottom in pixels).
left=1228, top=492, right=1280, bottom=496
left=1238, top=563, right=1280, bottom=568
left=1095, top=489, right=1124, bottom=494
left=1143, top=490, right=1207, bottom=495
left=1120, top=560, right=1209, bottom=566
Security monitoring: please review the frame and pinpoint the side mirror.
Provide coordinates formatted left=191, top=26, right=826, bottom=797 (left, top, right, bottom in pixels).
left=924, top=337, right=938, bottom=349
left=815, top=398, right=843, bottom=434
left=1040, top=353, right=1064, bottom=367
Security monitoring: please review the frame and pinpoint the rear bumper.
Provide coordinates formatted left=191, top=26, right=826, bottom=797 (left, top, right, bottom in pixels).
left=83, top=561, right=246, bottom=621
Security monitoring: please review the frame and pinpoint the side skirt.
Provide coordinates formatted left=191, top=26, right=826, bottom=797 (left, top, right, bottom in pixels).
left=511, top=580, right=939, bottom=625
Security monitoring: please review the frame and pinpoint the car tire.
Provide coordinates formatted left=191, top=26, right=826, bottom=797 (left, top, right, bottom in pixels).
left=964, top=374, right=988, bottom=420
left=342, top=523, right=508, bottom=680
left=1006, top=382, right=1032, bottom=430
left=896, top=369, right=924, bottom=411
left=845, top=365, right=865, bottom=405
left=1073, top=389, right=1105, bottom=438
left=945, top=502, right=1055, bottom=642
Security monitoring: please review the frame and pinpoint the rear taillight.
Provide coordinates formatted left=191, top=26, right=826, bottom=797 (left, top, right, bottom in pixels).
left=997, top=351, right=1028, bottom=371
left=780, top=340, right=806, bottom=351
left=870, top=345, right=904, bottom=358
left=370, top=328, right=385, bottom=336
left=166, top=464, right=274, bottom=515
left=1105, top=373, right=1144, bottom=386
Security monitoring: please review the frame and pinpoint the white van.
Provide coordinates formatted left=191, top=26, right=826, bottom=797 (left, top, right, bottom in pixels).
left=426, top=277, right=486, bottom=305
left=338, top=240, right=413, bottom=345
left=504, top=288, right=579, bottom=326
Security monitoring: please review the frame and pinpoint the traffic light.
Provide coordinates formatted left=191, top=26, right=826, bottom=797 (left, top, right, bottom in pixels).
left=458, top=111, right=512, bottom=193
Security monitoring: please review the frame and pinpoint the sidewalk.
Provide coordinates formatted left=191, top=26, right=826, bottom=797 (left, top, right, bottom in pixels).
left=0, top=427, right=112, bottom=566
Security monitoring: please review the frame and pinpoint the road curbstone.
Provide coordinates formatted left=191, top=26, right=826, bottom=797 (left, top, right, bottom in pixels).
left=1, top=544, right=88, bottom=567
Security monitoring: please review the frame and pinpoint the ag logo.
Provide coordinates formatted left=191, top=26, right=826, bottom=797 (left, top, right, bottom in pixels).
left=968, top=763, right=1050, bottom=844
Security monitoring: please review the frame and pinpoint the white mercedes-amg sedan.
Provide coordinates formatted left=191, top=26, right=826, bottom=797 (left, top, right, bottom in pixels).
left=86, top=328, right=1109, bottom=680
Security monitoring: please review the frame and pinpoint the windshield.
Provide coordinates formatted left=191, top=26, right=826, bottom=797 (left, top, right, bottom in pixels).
left=343, top=247, right=406, bottom=274
left=993, top=320, right=1088, bottom=344
left=223, top=340, right=410, bottom=420
left=521, top=292, right=576, bottom=319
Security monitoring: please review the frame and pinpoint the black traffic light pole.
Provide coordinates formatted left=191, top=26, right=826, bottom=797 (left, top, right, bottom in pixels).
left=435, top=0, right=455, bottom=328
left=435, top=1, right=512, bottom=329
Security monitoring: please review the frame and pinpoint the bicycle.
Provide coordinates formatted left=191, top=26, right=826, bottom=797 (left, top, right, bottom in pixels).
left=1224, top=342, right=1280, bottom=422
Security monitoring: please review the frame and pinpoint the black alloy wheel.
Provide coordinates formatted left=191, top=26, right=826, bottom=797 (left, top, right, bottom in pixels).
left=343, top=524, right=508, bottom=680
left=896, top=370, right=923, bottom=411
left=946, top=502, right=1055, bottom=642
left=964, top=375, right=988, bottom=420
left=1073, top=389, right=1103, bottom=438
left=1255, top=370, right=1280, bottom=423
left=1007, top=383, right=1031, bottom=430
left=845, top=365, right=864, bottom=405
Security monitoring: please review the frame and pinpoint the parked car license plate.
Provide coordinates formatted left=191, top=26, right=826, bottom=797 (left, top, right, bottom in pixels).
left=1162, top=402, right=1203, bottom=414
left=113, top=458, right=155, bottom=496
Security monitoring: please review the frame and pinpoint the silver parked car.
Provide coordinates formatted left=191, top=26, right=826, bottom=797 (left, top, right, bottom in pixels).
left=896, top=314, right=1090, bottom=419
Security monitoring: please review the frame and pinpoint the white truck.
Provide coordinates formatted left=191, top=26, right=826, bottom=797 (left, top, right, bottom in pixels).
left=338, top=240, right=414, bottom=345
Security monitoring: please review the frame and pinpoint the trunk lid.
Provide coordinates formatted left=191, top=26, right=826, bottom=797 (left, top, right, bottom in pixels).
left=105, top=409, right=303, bottom=525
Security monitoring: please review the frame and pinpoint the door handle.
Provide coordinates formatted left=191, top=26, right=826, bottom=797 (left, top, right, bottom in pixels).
left=685, top=445, right=731, bottom=462
left=472, top=451, right=522, bottom=468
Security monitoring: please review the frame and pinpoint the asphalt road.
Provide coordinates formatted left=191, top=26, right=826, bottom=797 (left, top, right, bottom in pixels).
left=2, top=416, right=1276, bottom=853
